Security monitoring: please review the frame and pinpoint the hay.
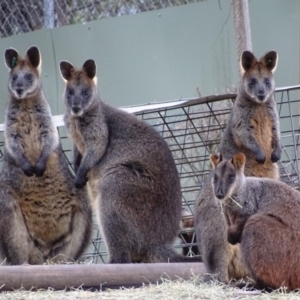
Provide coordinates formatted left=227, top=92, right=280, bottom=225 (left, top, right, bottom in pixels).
left=1, top=276, right=300, bottom=300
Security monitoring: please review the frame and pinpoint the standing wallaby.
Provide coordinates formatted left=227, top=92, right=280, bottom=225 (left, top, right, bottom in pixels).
left=0, top=46, right=92, bottom=265
left=211, top=152, right=300, bottom=291
left=219, top=50, right=281, bottom=179
left=60, top=59, right=201, bottom=263
left=195, top=50, right=281, bottom=282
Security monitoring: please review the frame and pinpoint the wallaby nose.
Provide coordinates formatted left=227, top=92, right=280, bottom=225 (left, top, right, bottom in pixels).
left=72, top=107, right=81, bottom=114
left=216, top=191, right=224, bottom=199
left=257, top=90, right=265, bottom=101
left=16, top=88, right=23, bottom=96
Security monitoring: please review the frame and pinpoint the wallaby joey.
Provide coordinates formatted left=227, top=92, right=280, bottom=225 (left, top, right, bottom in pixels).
left=60, top=59, right=201, bottom=263
left=0, top=46, right=92, bottom=265
left=211, top=152, right=300, bottom=291
left=195, top=50, right=280, bottom=283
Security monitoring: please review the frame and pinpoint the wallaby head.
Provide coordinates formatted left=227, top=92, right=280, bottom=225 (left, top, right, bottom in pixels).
left=210, top=153, right=246, bottom=201
left=60, top=59, right=98, bottom=117
left=4, top=46, right=41, bottom=99
left=240, top=50, right=278, bottom=103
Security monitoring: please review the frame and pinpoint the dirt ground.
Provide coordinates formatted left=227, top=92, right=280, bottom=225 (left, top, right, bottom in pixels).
left=0, top=277, right=300, bottom=300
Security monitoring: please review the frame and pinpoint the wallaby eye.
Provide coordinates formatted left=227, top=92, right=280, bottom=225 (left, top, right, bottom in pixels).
left=83, top=89, right=89, bottom=97
left=249, top=78, right=256, bottom=88
left=264, top=78, right=271, bottom=86
left=12, top=74, right=17, bottom=82
left=67, top=88, right=74, bottom=96
left=26, top=74, right=33, bottom=82
left=227, top=174, right=235, bottom=183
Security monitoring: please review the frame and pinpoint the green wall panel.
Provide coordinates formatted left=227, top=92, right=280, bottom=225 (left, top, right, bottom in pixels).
left=0, top=0, right=299, bottom=124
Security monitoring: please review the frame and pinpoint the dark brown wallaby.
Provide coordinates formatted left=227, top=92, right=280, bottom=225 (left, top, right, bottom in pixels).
left=60, top=59, right=201, bottom=263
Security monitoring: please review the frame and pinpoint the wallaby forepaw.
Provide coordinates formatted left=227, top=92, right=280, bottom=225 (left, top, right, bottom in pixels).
left=21, top=163, right=35, bottom=177
left=271, top=148, right=281, bottom=162
left=74, top=175, right=87, bottom=189
left=34, top=160, right=46, bottom=177
left=255, top=153, right=266, bottom=164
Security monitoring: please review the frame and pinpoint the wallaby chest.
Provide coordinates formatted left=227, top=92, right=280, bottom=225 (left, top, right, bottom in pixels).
left=7, top=105, right=43, bottom=163
left=250, top=105, right=273, bottom=151
left=67, top=118, right=86, bottom=155
left=18, top=154, right=77, bottom=245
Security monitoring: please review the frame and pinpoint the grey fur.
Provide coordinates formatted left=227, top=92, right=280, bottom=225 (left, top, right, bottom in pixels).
left=195, top=50, right=281, bottom=282
left=0, top=46, right=92, bottom=265
left=60, top=59, right=201, bottom=263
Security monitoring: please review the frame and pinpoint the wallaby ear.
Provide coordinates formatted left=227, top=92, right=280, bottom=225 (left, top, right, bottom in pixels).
left=26, top=46, right=41, bottom=69
left=232, top=153, right=246, bottom=171
left=60, top=61, right=75, bottom=81
left=260, top=50, right=278, bottom=73
left=210, top=153, right=222, bottom=169
left=4, top=48, right=19, bottom=70
left=240, top=51, right=257, bottom=74
left=82, top=59, right=96, bottom=80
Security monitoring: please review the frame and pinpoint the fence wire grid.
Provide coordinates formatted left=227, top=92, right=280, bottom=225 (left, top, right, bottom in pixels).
left=0, top=0, right=206, bottom=38
left=0, top=86, right=299, bottom=263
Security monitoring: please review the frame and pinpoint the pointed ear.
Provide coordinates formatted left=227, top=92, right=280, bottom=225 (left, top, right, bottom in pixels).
left=82, top=59, right=96, bottom=80
left=260, top=51, right=278, bottom=73
left=232, top=153, right=246, bottom=171
left=26, top=46, right=41, bottom=69
left=240, top=51, right=257, bottom=74
left=60, top=61, right=74, bottom=81
left=210, top=153, right=222, bottom=169
left=4, top=48, right=19, bottom=69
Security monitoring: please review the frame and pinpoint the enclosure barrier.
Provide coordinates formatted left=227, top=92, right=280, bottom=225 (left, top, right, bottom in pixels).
left=0, top=263, right=206, bottom=291
left=0, top=85, right=299, bottom=264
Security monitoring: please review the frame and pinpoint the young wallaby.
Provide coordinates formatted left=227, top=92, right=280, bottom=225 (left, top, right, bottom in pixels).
left=60, top=59, right=201, bottom=263
left=195, top=50, right=281, bottom=283
left=0, top=46, right=92, bottom=265
left=211, top=152, right=300, bottom=291
left=219, top=50, right=281, bottom=179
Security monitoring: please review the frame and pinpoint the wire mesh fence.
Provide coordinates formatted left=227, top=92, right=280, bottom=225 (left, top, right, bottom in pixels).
left=0, top=85, right=299, bottom=263
left=0, top=0, right=205, bottom=37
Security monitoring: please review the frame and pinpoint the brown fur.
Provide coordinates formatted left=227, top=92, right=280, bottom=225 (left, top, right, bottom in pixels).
left=0, top=46, right=92, bottom=265
left=212, top=153, right=300, bottom=291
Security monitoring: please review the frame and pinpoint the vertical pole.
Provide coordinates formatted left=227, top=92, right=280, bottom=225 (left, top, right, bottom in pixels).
left=44, top=0, right=55, bottom=29
left=232, top=0, right=252, bottom=74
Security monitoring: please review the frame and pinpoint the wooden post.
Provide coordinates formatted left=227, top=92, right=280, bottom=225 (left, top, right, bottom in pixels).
left=0, top=262, right=206, bottom=291
left=232, top=0, right=252, bottom=74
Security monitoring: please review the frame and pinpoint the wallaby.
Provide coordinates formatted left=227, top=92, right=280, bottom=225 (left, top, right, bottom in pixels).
left=211, top=152, right=300, bottom=291
left=60, top=59, right=201, bottom=263
left=195, top=50, right=280, bottom=283
left=219, top=50, right=281, bottom=179
left=0, top=46, right=92, bottom=265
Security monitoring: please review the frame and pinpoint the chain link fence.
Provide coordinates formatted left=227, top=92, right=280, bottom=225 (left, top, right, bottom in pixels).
left=0, top=0, right=205, bottom=38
